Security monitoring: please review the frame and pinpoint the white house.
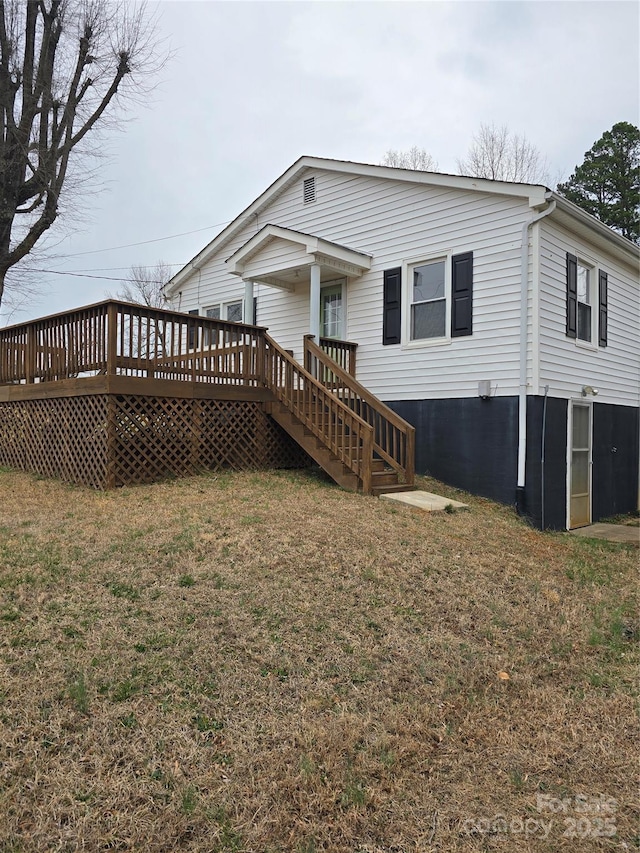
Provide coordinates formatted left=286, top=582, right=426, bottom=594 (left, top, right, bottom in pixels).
left=166, top=156, right=640, bottom=530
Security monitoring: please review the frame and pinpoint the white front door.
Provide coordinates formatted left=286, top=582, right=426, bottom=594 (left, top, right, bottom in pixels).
left=569, top=401, right=592, bottom=529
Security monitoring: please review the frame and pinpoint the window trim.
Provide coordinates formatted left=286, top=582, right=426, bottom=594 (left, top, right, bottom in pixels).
left=402, top=252, right=452, bottom=348
left=575, top=256, right=598, bottom=350
left=202, top=301, right=244, bottom=347
left=203, top=300, right=244, bottom=323
left=320, top=279, right=346, bottom=340
left=567, top=251, right=599, bottom=350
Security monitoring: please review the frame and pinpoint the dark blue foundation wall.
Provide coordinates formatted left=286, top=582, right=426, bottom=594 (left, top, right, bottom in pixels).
left=592, top=402, right=639, bottom=521
left=385, top=396, right=638, bottom=531
left=384, top=396, right=519, bottom=506
left=525, top=397, right=568, bottom=530
left=525, top=397, right=639, bottom=529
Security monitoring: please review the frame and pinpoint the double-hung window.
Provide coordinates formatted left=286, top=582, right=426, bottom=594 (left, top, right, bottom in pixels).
left=566, top=252, right=607, bottom=347
left=205, top=301, right=243, bottom=323
left=576, top=262, right=591, bottom=342
left=203, top=301, right=244, bottom=347
left=383, top=251, right=473, bottom=346
left=410, top=260, right=446, bottom=340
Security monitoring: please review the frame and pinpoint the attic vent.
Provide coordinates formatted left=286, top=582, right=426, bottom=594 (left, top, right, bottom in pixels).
left=303, top=176, right=316, bottom=204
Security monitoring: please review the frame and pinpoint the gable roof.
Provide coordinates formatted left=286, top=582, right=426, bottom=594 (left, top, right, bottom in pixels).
left=225, top=224, right=372, bottom=290
left=166, top=156, right=639, bottom=294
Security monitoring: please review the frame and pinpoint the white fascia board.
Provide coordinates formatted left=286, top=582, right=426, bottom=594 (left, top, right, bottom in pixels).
left=300, top=156, right=550, bottom=208
left=165, top=155, right=548, bottom=295
left=313, top=240, right=372, bottom=270
left=227, top=224, right=372, bottom=278
left=250, top=275, right=295, bottom=291
left=166, top=159, right=312, bottom=295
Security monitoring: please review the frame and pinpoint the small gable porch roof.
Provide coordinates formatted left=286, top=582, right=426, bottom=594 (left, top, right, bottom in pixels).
left=226, top=224, right=372, bottom=290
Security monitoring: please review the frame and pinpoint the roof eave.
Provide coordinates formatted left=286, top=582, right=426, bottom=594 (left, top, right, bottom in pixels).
left=549, top=193, right=640, bottom=264
left=165, top=158, right=637, bottom=295
left=164, top=156, right=552, bottom=295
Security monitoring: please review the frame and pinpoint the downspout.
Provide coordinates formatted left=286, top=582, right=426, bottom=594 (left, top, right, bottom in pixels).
left=541, top=383, right=549, bottom=529
left=516, top=199, right=556, bottom=516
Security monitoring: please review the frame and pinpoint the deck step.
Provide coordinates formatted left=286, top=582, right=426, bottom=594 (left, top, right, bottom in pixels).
left=268, top=402, right=360, bottom=492
left=371, top=483, right=416, bottom=497
left=267, top=398, right=414, bottom=498
left=371, top=471, right=400, bottom=487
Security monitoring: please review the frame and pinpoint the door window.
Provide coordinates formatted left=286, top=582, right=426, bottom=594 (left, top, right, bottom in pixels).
left=570, top=402, right=591, bottom=528
left=321, top=284, right=343, bottom=339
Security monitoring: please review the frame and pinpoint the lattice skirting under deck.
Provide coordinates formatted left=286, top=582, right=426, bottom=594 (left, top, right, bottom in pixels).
left=0, top=394, right=310, bottom=489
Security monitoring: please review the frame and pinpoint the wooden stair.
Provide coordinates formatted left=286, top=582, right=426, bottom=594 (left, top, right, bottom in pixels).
left=262, top=333, right=416, bottom=497
left=267, top=401, right=359, bottom=491
left=267, top=399, right=413, bottom=496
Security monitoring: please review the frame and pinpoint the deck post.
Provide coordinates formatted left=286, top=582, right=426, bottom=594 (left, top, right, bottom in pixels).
left=106, top=303, right=117, bottom=375
left=106, top=394, right=117, bottom=488
left=26, top=325, right=36, bottom=383
left=256, top=329, right=266, bottom=385
left=303, top=334, right=315, bottom=377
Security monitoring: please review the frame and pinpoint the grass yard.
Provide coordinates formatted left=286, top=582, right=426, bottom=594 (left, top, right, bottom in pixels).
left=0, top=467, right=637, bottom=852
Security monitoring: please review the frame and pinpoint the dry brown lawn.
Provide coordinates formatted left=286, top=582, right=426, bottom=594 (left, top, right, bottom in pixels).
left=0, top=467, right=637, bottom=852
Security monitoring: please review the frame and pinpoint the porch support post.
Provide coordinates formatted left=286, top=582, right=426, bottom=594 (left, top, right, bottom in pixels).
left=309, top=263, right=321, bottom=340
left=243, top=280, right=255, bottom=325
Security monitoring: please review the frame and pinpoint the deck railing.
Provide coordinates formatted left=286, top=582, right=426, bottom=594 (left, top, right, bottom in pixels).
left=0, top=301, right=407, bottom=493
left=0, top=300, right=266, bottom=386
left=303, top=334, right=415, bottom=485
left=315, top=336, right=357, bottom=377
left=264, top=333, right=374, bottom=493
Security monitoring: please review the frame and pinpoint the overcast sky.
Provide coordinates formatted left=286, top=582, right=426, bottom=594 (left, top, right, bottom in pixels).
left=3, top=0, right=638, bottom=325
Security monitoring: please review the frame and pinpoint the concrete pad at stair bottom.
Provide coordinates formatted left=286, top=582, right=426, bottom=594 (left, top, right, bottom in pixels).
left=379, top=491, right=468, bottom=512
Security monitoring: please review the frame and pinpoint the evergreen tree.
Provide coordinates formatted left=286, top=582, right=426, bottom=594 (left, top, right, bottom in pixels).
left=557, top=122, right=640, bottom=243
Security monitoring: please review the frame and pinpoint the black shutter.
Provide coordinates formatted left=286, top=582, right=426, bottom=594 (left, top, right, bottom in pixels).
left=566, top=253, right=577, bottom=338
left=598, top=270, right=608, bottom=347
left=253, top=296, right=258, bottom=325
left=451, top=251, right=473, bottom=337
left=383, top=267, right=401, bottom=345
left=188, top=308, right=199, bottom=349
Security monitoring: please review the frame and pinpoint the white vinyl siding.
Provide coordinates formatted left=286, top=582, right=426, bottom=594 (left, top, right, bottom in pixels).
left=170, top=170, right=534, bottom=400
left=537, top=220, right=640, bottom=406
left=240, top=238, right=310, bottom=280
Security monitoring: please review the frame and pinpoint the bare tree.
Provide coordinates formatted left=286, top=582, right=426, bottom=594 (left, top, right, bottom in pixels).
left=0, top=1, right=165, bottom=312
left=111, top=260, right=171, bottom=360
left=457, top=123, right=549, bottom=184
left=381, top=146, right=438, bottom=171
left=114, top=260, right=171, bottom=308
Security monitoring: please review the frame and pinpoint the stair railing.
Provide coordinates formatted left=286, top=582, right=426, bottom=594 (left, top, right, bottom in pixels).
left=262, top=332, right=374, bottom=493
left=303, top=335, right=415, bottom=485
left=317, top=336, right=357, bottom=377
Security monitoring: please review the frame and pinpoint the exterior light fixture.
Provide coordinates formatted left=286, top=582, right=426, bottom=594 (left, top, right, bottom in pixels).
left=581, top=385, right=599, bottom=397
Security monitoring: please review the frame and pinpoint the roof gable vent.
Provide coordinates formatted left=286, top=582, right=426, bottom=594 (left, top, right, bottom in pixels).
left=303, top=176, right=316, bottom=204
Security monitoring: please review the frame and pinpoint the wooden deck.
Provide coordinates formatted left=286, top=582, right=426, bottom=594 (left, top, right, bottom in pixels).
left=0, top=300, right=414, bottom=493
